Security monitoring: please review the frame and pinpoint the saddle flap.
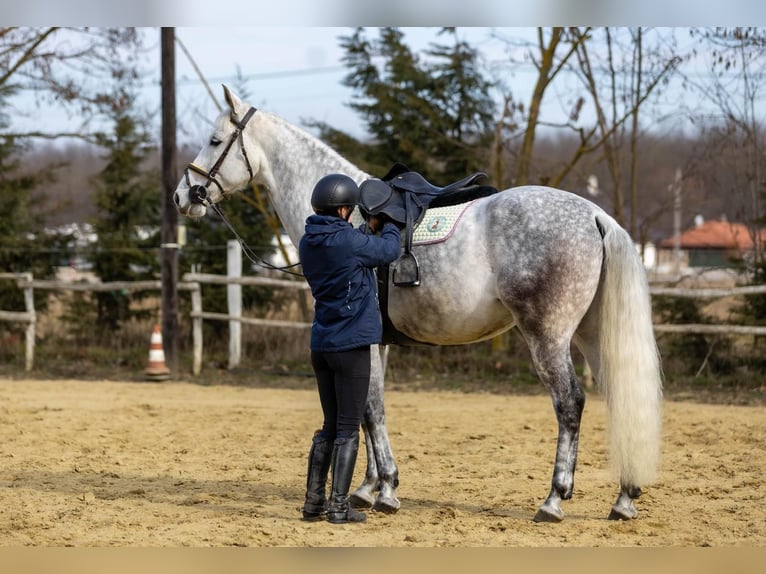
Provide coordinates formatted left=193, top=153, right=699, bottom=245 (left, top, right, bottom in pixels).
left=359, top=178, right=407, bottom=225
left=359, top=178, right=392, bottom=213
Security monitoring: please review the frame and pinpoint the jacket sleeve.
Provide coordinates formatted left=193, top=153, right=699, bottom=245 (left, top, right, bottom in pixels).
left=352, top=222, right=401, bottom=267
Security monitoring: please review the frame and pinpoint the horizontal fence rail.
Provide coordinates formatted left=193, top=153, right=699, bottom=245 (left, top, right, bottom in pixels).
left=649, top=283, right=766, bottom=337
left=190, top=312, right=311, bottom=329
left=650, top=284, right=766, bottom=298
left=3, top=266, right=766, bottom=375
left=0, top=274, right=202, bottom=373
left=182, top=272, right=311, bottom=332
left=181, top=272, right=311, bottom=290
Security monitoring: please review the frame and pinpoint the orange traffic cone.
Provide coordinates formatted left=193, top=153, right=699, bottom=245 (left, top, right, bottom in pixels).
left=145, top=324, right=170, bottom=381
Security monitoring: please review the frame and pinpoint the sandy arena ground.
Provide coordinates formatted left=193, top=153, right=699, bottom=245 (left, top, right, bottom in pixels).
left=0, top=377, right=763, bottom=547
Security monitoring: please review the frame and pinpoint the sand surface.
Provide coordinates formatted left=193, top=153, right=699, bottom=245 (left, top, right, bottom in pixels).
left=0, top=378, right=763, bottom=547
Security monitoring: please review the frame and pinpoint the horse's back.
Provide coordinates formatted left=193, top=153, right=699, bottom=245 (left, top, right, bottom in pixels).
left=486, top=185, right=606, bottom=236
left=387, top=186, right=606, bottom=344
left=481, top=185, right=605, bottom=268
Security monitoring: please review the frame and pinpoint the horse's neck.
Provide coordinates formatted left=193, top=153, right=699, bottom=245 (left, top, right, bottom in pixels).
left=249, top=112, right=367, bottom=246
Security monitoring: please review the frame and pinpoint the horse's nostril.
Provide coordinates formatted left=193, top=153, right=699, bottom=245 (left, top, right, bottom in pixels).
left=173, top=192, right=179, bottom=206
left=189, top=185, right=208, bottom=205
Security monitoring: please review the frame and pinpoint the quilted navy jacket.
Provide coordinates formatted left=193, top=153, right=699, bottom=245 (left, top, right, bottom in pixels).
left=299, top=214, right=401, bottom=352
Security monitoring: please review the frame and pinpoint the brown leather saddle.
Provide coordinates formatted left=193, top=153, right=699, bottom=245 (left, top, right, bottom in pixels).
left=359, top=163, right=498, bottom=287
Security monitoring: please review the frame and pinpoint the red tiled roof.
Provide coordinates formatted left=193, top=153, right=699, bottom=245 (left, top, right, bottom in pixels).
left=660, top=220, right=764, bottom=250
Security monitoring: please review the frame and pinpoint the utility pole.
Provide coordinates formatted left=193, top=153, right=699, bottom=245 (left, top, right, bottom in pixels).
left=672, top=167, right=682, bottom=278
left=161, top=27, right=179, bottom=376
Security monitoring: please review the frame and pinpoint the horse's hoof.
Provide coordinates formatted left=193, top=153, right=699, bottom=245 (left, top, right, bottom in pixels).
left=349, top=492, right=374, bottom=509
left=608, top=492, right=638, bottom=520
left=372, top=494, right=400, bottom=514
left=533, top=505, right=564, bottom=523
left=608, top=504, right=638, bottom=520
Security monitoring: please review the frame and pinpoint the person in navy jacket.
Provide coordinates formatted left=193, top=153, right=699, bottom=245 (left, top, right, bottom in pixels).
left=298, top=173, right=402, bottom=524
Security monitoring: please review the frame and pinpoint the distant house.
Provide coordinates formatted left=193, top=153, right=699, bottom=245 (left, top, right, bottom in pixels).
left=659, top=217, right=764, bottom=268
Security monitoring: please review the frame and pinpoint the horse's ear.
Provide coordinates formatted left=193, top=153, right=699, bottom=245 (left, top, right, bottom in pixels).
left=222, top=84, right=241, bottom=112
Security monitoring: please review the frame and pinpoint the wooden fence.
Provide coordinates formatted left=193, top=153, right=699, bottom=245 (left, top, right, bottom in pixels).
left=0, top=273, right=35, bottom=371
left=0, top=268, right=310, bottom=374
left=650, top=284, right=766, bottom=336
left=2, top=268, right=766, bottom=374
left=0, top=272, right=204, bottom=374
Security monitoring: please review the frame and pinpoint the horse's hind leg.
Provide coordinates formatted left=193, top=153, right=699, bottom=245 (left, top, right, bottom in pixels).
left=609, top=484, right=641, bottom=520
left=350, top=345, right=400, bottom=513
left=526, top=338, right=586, bottom=523
left=575, top=319, right=645, bottom=521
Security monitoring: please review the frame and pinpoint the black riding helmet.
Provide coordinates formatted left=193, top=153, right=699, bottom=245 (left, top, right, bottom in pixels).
left=310, top=173, right=360, bottom=215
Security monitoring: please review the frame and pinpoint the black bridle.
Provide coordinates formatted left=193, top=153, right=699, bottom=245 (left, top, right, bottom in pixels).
left=184, top=106, right=257, bottom=206
left=183, top=106, right=304, bottom=278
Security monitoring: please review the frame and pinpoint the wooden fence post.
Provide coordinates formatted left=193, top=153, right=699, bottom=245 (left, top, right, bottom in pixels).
left=22, top=273, right=35, bottom=372
left=190, top=283, right=202, bottom=375
left=227, top=240, right=242, bottom=369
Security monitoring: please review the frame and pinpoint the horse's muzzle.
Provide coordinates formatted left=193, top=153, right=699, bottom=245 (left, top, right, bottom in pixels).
left=173, top=189, right=207, bottom=218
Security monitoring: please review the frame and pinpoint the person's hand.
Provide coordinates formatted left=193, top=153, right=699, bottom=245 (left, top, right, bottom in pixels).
left=368, top=214, right=385, bottom=233
left=368, top=213, right=404, bottom=233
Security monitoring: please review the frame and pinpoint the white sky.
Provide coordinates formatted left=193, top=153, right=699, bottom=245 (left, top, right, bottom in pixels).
left=6, top=0, right=765, bottom=27
left=169, top=27, right=522, bottom=143
left=9, top=27, right=531, bottom=144
left=6, top=25, right=766, bottom=146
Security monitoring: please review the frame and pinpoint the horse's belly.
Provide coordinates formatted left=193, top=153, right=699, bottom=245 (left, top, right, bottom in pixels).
left=387, top=281, right=512, bottom=345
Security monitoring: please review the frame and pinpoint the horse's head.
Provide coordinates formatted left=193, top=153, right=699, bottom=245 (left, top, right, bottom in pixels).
left=174, top=85, right=258, bottom=217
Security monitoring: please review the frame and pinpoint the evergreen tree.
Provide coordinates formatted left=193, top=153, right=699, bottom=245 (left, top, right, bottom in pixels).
left=422, top=28, right=497, bottom=180
left=0, top=85, right=71, bottom=324
left=310, top=27, right=497, bottom=183
left=89, top=88, right=160, bottom=333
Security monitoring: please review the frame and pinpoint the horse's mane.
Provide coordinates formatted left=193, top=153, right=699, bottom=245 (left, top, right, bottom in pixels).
left=260, top=111, right=366, bottom=177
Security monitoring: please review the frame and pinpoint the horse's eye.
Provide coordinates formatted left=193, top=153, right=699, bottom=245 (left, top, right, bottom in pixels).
left=209, top=137, right=222, bottom=147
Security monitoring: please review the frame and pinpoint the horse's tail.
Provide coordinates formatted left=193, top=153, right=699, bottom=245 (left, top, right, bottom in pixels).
left=595, top=213, right=663, bottom=488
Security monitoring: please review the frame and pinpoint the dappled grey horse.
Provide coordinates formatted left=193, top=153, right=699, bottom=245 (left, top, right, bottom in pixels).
left=174, top=86, right=662, bottom=522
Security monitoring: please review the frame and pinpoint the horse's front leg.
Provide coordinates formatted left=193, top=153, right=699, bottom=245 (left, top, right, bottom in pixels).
left=533, top=360, right=585, bottom=523
left=353, top=421, right=379, bottom=508
left=350, top=345, right=400, bottom=513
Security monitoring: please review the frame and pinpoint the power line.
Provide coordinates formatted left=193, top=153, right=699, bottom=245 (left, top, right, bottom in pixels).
left=175, top=65, right=346, bottom=86
left=17, top=65, right=347, bottom=93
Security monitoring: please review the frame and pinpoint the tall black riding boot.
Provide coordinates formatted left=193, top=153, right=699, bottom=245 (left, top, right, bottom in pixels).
left=326, top=432, right=367, bottom=524
left=301, top=434, right=333, bottom=521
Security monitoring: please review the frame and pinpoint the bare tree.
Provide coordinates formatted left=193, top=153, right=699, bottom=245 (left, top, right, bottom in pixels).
left=495, top=27, right=589, bottom=186
left=0, top=27, right=145, bottom=142
left=492, top=27, right=679, bottom=232
left=569, top=27, right=680, bottom=232
left=687, top=28, right=766, bottom=264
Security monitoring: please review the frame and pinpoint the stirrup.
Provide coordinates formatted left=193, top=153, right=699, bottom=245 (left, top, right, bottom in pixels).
left=392, top=252, right=420, bottom=287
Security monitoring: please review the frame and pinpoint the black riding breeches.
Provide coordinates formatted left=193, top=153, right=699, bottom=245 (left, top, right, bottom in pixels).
left=311, top=346, right=371, bottom=440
